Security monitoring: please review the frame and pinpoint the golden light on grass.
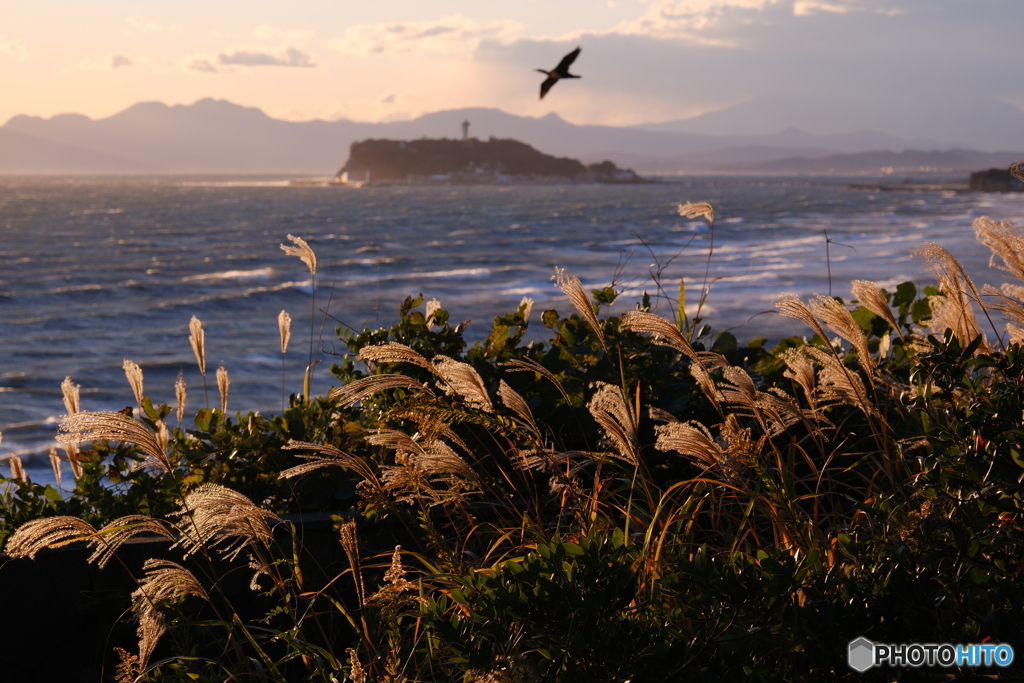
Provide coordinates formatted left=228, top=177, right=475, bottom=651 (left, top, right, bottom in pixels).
left=678, top=201, right=714, bottom=222
left=175, top=371, right=186, bottom=424
left=49, top=446, right=61, bottom=488
left=553, top=267, right=606, bottom=350
left=278, top=309, right=291, bottom=354
left=280, top=234, right=316, bottom=275
left=61, top=376, right=80, bottom=415
left=188, top=316, right=206, bottom=376
left=123, top=359, right=144, bottom=405
left=216, top=365, right=229, bottom=414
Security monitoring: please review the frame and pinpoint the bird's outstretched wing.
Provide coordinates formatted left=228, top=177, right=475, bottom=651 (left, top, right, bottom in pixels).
left=540, top=77, right=558, bottom=100
left=555, top=47, right=581, bottom=73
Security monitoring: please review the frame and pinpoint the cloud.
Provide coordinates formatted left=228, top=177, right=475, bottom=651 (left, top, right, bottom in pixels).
left=218, top=47, right=314, bottom=67
left=251, top=25, right=314, bottom=44
left=0, top=35, right=29, bottom=62
left=612, top=0, right=907, bottom=43
left=329, top=14, right=523, bottom=56
left=75, top=54, right=139, bottom=71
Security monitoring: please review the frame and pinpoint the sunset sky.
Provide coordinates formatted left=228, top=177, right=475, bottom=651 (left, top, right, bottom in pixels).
left=1, top=0, right=1021, bottom=128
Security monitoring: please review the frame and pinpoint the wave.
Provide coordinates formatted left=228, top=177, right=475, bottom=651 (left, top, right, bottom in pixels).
left=182, top=267, right=275, bottom=283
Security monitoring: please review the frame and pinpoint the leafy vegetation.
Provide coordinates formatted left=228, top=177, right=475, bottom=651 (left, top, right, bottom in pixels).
left=4, top=212, right=1024, bottom=681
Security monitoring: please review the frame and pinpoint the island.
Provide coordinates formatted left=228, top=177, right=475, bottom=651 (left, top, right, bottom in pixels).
left=334, top=137, right=645, bottom=185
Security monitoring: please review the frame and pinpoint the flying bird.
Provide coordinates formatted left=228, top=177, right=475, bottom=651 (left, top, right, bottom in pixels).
left=537, top=47, right=581, bottom=100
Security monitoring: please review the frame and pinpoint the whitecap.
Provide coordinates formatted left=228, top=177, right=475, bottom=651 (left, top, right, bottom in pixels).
left=182, top=267, right=275, bottom=283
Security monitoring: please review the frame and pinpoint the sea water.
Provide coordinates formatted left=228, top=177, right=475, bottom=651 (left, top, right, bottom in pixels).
left=3, top=175, right=1024, bottom=481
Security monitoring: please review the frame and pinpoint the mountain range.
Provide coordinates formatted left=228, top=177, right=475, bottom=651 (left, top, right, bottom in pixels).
left=2, top=97, right=1022, bottom=175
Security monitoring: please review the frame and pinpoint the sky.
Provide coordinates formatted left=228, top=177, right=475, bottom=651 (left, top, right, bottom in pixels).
left=1, top=0, right=1022, bottom=128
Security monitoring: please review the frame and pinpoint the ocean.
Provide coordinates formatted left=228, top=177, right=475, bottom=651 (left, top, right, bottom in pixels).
left=3, top=175, right=1024, bottom=482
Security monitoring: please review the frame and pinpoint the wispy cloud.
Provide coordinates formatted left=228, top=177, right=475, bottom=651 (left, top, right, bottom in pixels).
left=186, top=25, right=316, bottom=73
left=0, top=35, right=29, bottom=62
left=75, top=54, right=142, bottom=71
left=329, top=14, right=523, bottom=56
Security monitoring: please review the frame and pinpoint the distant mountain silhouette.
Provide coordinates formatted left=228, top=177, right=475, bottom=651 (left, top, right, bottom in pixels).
left=2, top=98, right=1022, bottom=174
left=638, top=94, right=1024, bottom=152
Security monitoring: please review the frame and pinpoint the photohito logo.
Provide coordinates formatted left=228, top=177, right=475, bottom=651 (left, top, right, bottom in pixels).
left=848, top=637, right=1014, bottom=672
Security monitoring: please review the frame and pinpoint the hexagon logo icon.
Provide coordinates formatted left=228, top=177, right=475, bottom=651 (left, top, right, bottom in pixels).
left=848, top=637, right=875, bottom=672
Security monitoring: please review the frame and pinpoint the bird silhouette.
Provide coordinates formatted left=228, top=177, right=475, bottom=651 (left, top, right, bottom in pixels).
left=537, top=47, right=581, bottom=100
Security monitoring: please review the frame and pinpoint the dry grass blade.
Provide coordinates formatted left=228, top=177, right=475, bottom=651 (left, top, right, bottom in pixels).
left=58, top=411, right=171, bottom=473
left=278, top=309, right=292, bottom=354
left=587, top=382, right=638, bottom=466
left=216, top=365, right=229, bottom=413
left=851, top=280, right=901, bottom=337
left=358, top=341, right=434, bottom=372
left=553, top=267, right=606, bottom=350
left=501, top=357, right=572, bottom=404
left=619, top=311, right=698, bottom=359
left=281, top=440, right=380, bottom=485
left=329, top=374, right=427, bottom=407
left=433, top=355, right=494, bottom=412
left=89, top=516, right=175, bottom=569
left=61, top=376, right=80, bottom=415
left=5, top=516, right=97, bottom=559
left=280, top=234, right=317, bottom=275
left=498, top=380, right=542, bottom=440
left=123, top=360, right=144, bottom=405
left=171, top=484, right=281, bottom=560
left=189, top=316, right=206, bottom=376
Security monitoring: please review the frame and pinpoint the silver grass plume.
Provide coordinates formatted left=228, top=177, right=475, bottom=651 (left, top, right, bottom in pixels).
left=689, top=357, right=724, bottom=417
left=498, top=380, right=542, bottom=441
left=519, top=296, right=534, bottom=323
left=61, top=376, right=80, bottom=415
left=9, top=453, right=25, bottom=481
left=553, top=267, right=606, bottom=350
left=278, top=309, right=292, bottom=354
left=851, top=280, right=901, bottom=338
left=175, top=371, right=186, bottom=424
left=49, top=446, right=61, bottom=488
left=329, top=374, right=427, bottom=407
left=587, top=382, right=639, bottom=466
left=654, top=420, right=746, bottom=482
left=649, top=406, right=681, bottom=424
left=281, top=441, right=381, bottom=489
left=913, top=242, right=988, bottom=347
left=189, top=316, right=206, bottom=376
left=170, top=484, right=281, bottom=560
left=975, top=216, right=1024, bottom=281
left=425, top=298, right=442, bottom=329
left=66, top=443, right=83, bottom=479
left=89, top=516, right=174, bottom=569
left=58, top=411, right=171, bottom=473
left=281, top=234, right=316, bottom=275
left=776, top=294, right=830, bottom=343
left=678, top=201, right=714, bottom=222
left=803, top=346, right=877, bottom=418
left=433, top=355, right=494, bottom=412
left=358, top=341, right=434, bottom=372
left=501, top=357, right=572, bottom=404
left=339, top=521, right=366, bottom=607
left=131, top=559, right=207, bottom=670
left=808, top=294, right=875, bottom=380
left=619, top=310, right=699, bottom=359
left=216, top=365, right=229, bottom=413
left=123, top=359, right=144, bottom=406
left=4, top=516, right=97, bottom=559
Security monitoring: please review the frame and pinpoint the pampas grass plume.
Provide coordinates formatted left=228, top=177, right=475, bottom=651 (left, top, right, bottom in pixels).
left=175, top=372, right=186, bottom=424
left=49, top=446, right=61, bottom=487
left=123, top=359, right=144, bottom=406
left=61, top=376, right=80, bottom=415
left=189, top=316, right=206, bottom=376
left=281, top=234, right=316, bottom=276
left=216, top=365, right=229, bottom=414
left=9, top=453, right=25, bottom=481
left=278, top=310, right=291, bottom=354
